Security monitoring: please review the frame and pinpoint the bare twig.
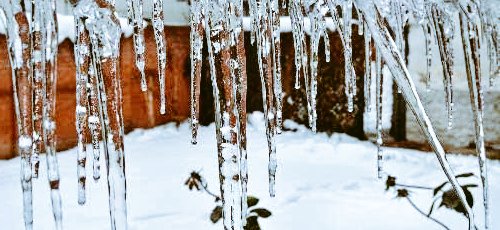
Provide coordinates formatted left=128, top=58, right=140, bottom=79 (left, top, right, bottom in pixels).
left=406, top=197, right=450, bottom=230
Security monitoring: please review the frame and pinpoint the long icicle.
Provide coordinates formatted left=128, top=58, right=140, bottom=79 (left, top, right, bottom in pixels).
left=74, top=14, right=89, bottom=205
left=458, top=5, right=489, bottom=229
left=30, top=0, right=44, bottom=179
left=375, top=49, right=383, bottom=179
left=270, top=0, right=283, bottom=133
left=355, top=2, right=477, bottom=228
left=43, top=0, right=63, bottom=227
left=288, top=0, right=307, bottom=89
left=203, top=0, right=243, bottom=228
left=429, top=4, right=454, bottom=129
left=152, top=0, right=167, bottom=114
left=342, top=0, right=356, bottom=112
left=226, top=0, right=249, bottom=224
left=307, top=0, right=328, bottom=133
left=364, top=22, right=372, bottom=112
left=75, top=0, right=128, bottom=228
left=4, top=0, right=34, bottom=228
left=423, top=22, right=433, bottom=90
left=255, top=0, right=278, bottom=197
left=127, top=0, right=147, bottom=91
left=71, top=0, right=103, bottom=181
left=189, top=0, right=204, bottom=144
left=87, top=42, right=103, bottom=181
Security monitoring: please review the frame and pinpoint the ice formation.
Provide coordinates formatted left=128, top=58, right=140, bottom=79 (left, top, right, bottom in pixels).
left=0, top=0, right=497, bottom=229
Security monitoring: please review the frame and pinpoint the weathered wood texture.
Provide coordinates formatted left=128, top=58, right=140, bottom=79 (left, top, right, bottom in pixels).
left=0, top=26, right=365, bottom=159
left=0, top=26, right=191, bottom=159
left=198, top=30, right=365, bottom=136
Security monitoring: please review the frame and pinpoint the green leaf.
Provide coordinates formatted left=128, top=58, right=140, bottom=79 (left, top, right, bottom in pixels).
left=251, top=208, right=272, bottom=218
left=210, top=206, right=223, bottom=223
left=247, top=196, right=259, bottom=207
left=455, top=172, right=474, bottom=178
left=433, top=182, right=448, bottom=196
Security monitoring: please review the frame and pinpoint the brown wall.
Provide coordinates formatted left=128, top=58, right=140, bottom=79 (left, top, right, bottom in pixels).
left=0, top=25, right=367, bottom=159
left=0, top=26, right=191, bottom=159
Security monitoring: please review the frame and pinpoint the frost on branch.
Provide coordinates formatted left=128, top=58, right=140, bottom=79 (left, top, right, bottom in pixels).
left=355, top=1, right=478, bottom=228
left=457, top=1, right=489, bottom=228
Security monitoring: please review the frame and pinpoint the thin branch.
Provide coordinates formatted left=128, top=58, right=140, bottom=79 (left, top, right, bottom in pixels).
left=200, top=180, right=221, bottom=201
left=396, top=183, right=433, bottom=190
left=406, top=197, right=450, bottom=230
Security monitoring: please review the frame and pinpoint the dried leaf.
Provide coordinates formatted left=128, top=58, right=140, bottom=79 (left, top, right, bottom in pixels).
left=251, top=208, right=272, bottom=218
left=210, top=206, right=223, bottom=223
left=247, top=196, right=259, bottom=207
left=433, top=181, right=448, bottom=196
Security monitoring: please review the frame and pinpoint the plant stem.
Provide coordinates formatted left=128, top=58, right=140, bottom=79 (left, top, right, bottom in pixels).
left=396, top=183, right=433, bottom=190
left=201, top=181, right=221, bottom=201
left=406, top=197, right=450, bottom=230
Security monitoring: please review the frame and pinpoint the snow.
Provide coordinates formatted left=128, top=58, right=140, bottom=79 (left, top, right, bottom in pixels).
left=0, top=113, right=498, bottom=230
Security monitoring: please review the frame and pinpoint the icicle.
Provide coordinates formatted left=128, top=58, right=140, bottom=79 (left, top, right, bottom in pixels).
left=225, top=0, right=249, bottom=224
left=328, top=0, right=356, bottom=112
left=152, top=0, right=167, bottom=115
left=324, top=32, right=331, bottom=63
left=342, top=0, right=356, bottom=113
left=87, top=51, right=103, bottom=181
left=253, top=0, right=278, bottom=197
left=249, top=0, right=258, bottom=45
left=390, top=0, right=405, bottom=58
left=270, top=0, right=283, bottom=134
left=5, top=1, right=34, bottom=228
left=375, top=50, right=383, bottom=179
left=75, top=0, right=128, bottom=229
left=74, top=15, right=89, bottom=205
left=127, top=0, right=147, bottom=91
left=356, top=8, right=364, bottom=36
left=458, top=4, right=489, bottom=229
left=190, top=0, right=204, bottom=144
left=429, top=4, right=454, bottom=129
left=202, top=0, right=244, bottom=228
left=43, top=0, right=63, bottom=227
left=423, top=23, right=433, bottom=91
left=364, top=23, right=372, bottom=112
left=288, top=0, right=308, bottom=89
left=31, top=0, right=45, bottom=179
left=412, top=0, right=433, bottom=91
left=477, top=1, right=497, bottom=88
left=307, top=0, right=328, bottom=132
left=355, top=2, right=477, bottom=228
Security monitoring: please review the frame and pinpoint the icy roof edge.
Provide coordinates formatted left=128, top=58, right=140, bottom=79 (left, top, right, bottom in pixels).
left=0, top=15, right=339, bottom=44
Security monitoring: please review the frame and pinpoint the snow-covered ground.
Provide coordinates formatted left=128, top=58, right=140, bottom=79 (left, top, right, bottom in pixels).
left=0, top=113, right=498, bottom=230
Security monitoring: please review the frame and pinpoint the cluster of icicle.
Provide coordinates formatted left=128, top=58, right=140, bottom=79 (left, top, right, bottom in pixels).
left=1, top=0, right=497, bottom=229
left=1, top=0, right=168, bottom=229
left=1, top=0, right=62, bottom=229
left=189, top=0, right=497, bottom=229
